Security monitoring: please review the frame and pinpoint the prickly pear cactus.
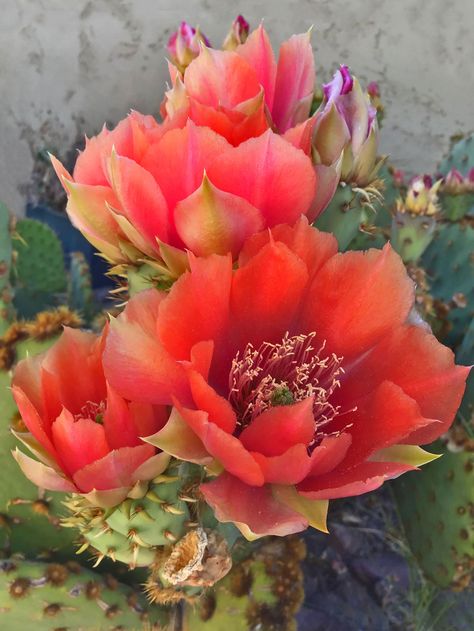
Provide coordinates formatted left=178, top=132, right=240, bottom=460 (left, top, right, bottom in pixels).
left=438, top=134, right=474, bottom=176
left=183, top=537, right=306, bottom=631
left=0, top=558, right=168, bottom=630
left=315, top=183, right=382, bottom=250
left=11, top=218, right=67, bottom=318
left=392, top=444, right=473, bottom=590
left=0, top=202, right=14, bottom=334
left=68, top=251, right=96, bottom=323
left=421, top=220, right=474, bottom=346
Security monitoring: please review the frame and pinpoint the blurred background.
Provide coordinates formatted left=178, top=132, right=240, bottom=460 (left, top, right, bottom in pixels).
left=1, top=0, right=473, bottom=216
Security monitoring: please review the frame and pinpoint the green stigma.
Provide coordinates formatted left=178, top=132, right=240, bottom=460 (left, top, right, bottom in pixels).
left=270, top=385, right=294, bottom=407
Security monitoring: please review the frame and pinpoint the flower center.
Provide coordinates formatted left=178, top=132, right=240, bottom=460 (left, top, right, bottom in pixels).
left=228, top=332, right=345, bottom=441
left=75, top=400, right=106, bottom=424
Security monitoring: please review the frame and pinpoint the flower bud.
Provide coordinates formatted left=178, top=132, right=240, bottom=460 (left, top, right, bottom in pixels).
left=222, top=15, right=250, bottom=50
left=167, top=22, right=210, bottom=71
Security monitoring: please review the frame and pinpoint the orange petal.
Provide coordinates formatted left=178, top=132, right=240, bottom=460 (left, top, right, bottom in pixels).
left=236, top=24, right=277, bottom=110
left=187, top=369, right=237, bottom=433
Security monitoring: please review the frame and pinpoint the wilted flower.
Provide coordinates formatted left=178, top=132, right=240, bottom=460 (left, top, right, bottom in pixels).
left=51, top=116, right=316, bottom=268
left=104, top=219, right=468, bottom=539
left=11, top=328, right=171, bottom=507
left=222, top=15, right=250, bottom=50
left=167, top=21, right=210, bottom=72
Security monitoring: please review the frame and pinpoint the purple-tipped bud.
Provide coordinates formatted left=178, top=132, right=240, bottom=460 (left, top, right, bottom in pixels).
left=323, top=65, right=354, bottom=101
left=367, top=81, right=380, bottom=98
left=392, top=169, right=405, bottom=187
left=167, top=21, right=210, bottom=70
left=222, top=15, right=250, bottom=50
left=441, top=167, right=474, bottom=194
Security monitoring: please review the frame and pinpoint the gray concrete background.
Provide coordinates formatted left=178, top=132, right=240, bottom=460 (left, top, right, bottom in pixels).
left=1, top=0, right=473, bottom=215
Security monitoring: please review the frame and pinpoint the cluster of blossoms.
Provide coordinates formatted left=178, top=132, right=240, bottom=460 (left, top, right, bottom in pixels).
left=12, top=18, right=468, bottom=551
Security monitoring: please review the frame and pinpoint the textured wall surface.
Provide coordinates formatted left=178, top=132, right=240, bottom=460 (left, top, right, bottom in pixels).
left=1, top=0, right=473, bottom=215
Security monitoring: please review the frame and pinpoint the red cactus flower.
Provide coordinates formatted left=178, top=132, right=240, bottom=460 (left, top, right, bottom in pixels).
left=104, top=219, right=469, bottom=538
left=11, top=328, right=171, bottom=507
left=51, top=117, right=316, bottom=266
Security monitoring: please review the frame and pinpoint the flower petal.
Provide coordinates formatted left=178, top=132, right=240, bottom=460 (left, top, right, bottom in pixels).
left=51, top=409, right=110, bottom=477
left=251, top=444, right=313, bottom=484
left=12, top=448, right=77, bottom=492
left=104, top=384, right=142, bottom=449
left=308, top=433, right=352, bottom=477
left=239, top=398, right=315, bottom=457
left=201, top=473, right=308, bottom=538
left=298, top=461, right=415, bottom=500
left=272, top=32, right=315, bottom=132
left=174, top=175, right=264, bottom=257
left=11, top=386, right=57, bottom=457
left=73, top=445, right=155, bottom=492
left=236, top=24, right=277, bottom=110
left=299, top=244, right=414, bottom=358
left=207, top=129, right=317, bottom=226
left=272, top=485, right=329, bottom=533
left=187, top=369, right=237, bottom=433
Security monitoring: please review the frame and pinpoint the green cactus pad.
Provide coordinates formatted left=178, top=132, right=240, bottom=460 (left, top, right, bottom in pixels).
left=390, top=213, right=436, bottom=263
left=12, top=219, right=67, bottom=318
left=184, top=537, right=306, bottom=631
left=421, top=221, right=474, bottom=346
left=315, top=183, right=376, bottom=250
left=438, top=133, right=474, bottom=177
left=0, top=558, right=168, bottom=630
left=68, top=251, right=96, bottom=324
left=392, top=448, right=474, bottom=590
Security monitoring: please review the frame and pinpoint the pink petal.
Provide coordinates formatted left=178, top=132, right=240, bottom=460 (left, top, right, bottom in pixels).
left=272, top=32, right=315, bottom=132
left=207, top=129, right=317, bottom=226
left=12, top=448, right=77, bottom=493
left=236, top=24, right=277, bottom=110
left=201, top=473, right=308, bottom=538
left=104, top=384, right=141, bottom=449
left=11, top=386, right=57, bottom=457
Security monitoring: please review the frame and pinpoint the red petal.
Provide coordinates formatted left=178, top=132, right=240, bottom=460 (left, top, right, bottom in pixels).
left=177, top=404, right=264, bottom=486
left=157, top=253, right=232, bottom=360
left=12, top=449, right=77, bottom=493
left=128, top=401, right=169, bottom=438
left=339, top=324, right=470, bottom=444
left=119, top=286, right=164, bottom=334
left=42, top=328, right=106, bottom=417
left=73, top=445, right=155, bottom=492
left=12, top=386, right=57, bottom=457
left=103, top=305, right=190, bottom=406
left=272, top=33, right=315, bottom=132
left=51, top=409, right=110, bottom=477
left=239, top=218, right=338, bottom=280
left=230, top=239, right=309, bottom=349
left=282, top=116, right=317, bottom=154
left=174, top=175, right=264, bottom=257
left=298, top=244, right=414, bottom=358
left=104, top=384, right=141, bottom=449
left=239, top=398, right=315, bottom=457
left=108, top=153, right=169, bottom=247
left=207, top=129, right=316, bottom=226
left=308, top=433, right=352, bottom=477
left=188, top=369, right=236, bottom=433
left=251, top=444, right=312, bottom=484
left=201, top=473, right=308, bottom=538
left=236, top=25, right=277, bottom=110
left=339, top=381, right=435, bottom=468
left=298, top=461, right=415, bottom=500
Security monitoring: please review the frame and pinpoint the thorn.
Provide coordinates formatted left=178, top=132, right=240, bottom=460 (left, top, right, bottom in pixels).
left=164, top=530, right=178, bottom=543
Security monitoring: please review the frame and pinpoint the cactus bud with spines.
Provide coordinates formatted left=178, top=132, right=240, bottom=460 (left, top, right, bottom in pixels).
left=222, top=15, right=250, bottom=51
left=439, top=168, right=474, bottom=221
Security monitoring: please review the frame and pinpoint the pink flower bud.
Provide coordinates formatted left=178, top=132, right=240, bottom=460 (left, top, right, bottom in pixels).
left=167, top=21, right=210, bottom=70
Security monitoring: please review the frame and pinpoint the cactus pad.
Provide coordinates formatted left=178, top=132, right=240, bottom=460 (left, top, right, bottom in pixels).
left=438, top=134, right=474, bottom=177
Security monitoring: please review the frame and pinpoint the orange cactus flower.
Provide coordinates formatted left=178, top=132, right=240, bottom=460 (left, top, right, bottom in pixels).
left=11, top=327, right=171, bottom=507
left=103, top=219, right=469, bottom=537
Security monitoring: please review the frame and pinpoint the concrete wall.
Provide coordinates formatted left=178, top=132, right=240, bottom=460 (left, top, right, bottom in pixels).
left=1, top=0, right=473, bottom=215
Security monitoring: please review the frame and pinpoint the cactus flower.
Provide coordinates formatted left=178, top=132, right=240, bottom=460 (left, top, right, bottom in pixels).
left=167, top=21, right=210, bottom=72
left=222, top=15, right=250, bottom=50
left=51, top=116, right=317, bottom=268
left=11, top=327, right=171, bottom=507
left=397, top=175, right=441, bottom=216
left=104, top=218, right=469, bottom=539
left=441, top=168, right=474, bottom=194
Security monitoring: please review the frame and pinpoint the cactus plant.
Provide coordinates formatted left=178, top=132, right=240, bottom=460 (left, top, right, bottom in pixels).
left=183, top=537, right=306, bottom=631
left=0, top=557, right=168, bottom=630
left=0, top=202, right=15, bottom=334
left=421, top=220, right=474, bottom=346
left=11, top=218, right=67, bottom=318
left=438, top=134, right=474, bottom=177
left=68, top=251, right=96, bottom=324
